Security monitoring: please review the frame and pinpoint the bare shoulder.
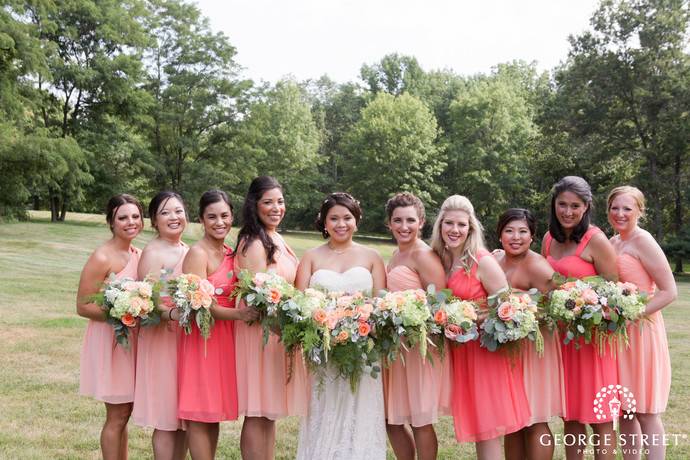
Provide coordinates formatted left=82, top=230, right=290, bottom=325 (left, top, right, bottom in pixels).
left=526, top=250, right=554, bottom=274
left=589, top=230, right=613, bottom=249
left=87, top=244, right=113, bottom=271
left=358, top=243, right=384, bottom=262
left=186, top=244, right=208, bottom=262
left=239, top=238, right=267, bottom=259
left=413, top=244, right=442, bottom=264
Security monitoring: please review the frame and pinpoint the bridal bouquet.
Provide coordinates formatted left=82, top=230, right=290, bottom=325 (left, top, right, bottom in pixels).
left=319, top=291, right=380, bottom=392
left=371, top=288, right=432, bottom=363
left=91, top=275, right=157, bottom=348
left=168, top=273, right=215, bottom=341
left=279, top=288, right=330, bottom=373
left=233, top=269, right=297, bottom=342
left=548, top=276, right=646, bottom=352
left=481, top=289, right=542, bottom=354
left=427, top=291, right=480, bottom=355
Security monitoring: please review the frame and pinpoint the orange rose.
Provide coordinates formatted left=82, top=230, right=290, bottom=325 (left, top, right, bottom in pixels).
left=268, top=288, right=282, bottom=304
left=434, top=309, right=448, bottom=325
left=121, top=313, right=136, bottom=327
left=562, top=281, right=578, bottom=290
left=336, top=330, right=349, bottom=343
left=313, top=308, right=327, bottom=325
left=358, top=321, right=371, bottom=337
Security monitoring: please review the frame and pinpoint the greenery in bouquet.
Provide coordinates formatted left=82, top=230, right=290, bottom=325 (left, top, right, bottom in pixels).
left=481, top=289, right=543, bottom=354
left=427, top=286, right=479, bottom=357
left=167, top=273, right=215, bottom=341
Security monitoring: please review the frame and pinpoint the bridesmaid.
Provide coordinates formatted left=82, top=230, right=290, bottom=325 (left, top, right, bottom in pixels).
left=132, top=191, right=188, bottom=459
left=77, top=194, right=143, bottom=460
left=541, top=176, right=618, bottom=460
left=608, top=186, right=676, bottom=460
left=383, top=192, right=451, bottom=460
left=176, top=190, right=258, bottom=460
left=234, top=176, right=310, bottom=460
left=431, top=195, right=530, bottom=460
left=494, top=209, right=565, bottom=460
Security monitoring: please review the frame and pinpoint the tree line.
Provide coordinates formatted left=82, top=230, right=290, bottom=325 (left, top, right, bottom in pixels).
left=1, top=0, right=689, bottom=269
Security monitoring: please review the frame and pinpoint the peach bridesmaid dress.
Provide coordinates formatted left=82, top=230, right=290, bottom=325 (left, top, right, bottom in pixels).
left=132, top=243, right=188, bottom=430
left=616, top=253, right=671, bottom=413
left=235, top=243, right=309, bottom=419
left=79, top=246, right=140, bottom=403
left=448, top=249, right=531, bottom=442
left=383, top=265, right=452, bottom=427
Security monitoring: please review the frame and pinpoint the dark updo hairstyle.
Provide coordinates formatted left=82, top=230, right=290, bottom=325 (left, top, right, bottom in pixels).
left=496, top=208, right=537, bottom=246
left=198, top=189, right=233, bottom=220
left=236, top=176, right=284, bottom=264
left=148, top=191, right=186, bottom=231
left=315, top=192, right=362, bottom=239
left=549, top=176, right=593, bottom=243
left=105, top=194, right=143, bottom=233
left=385, top=192, right=426, bottom=224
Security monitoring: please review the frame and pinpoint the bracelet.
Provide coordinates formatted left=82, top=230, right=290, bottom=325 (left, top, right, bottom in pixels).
left=168, top=307, right=177, bottom=321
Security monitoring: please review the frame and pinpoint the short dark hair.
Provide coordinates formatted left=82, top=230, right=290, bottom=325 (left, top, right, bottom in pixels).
left=236, top=176, right=283, bottom=264
left=148, top=191, right=185, bottom=231
left=315, top=192, right=362, bottom=239
left=385, top=192, right=426, bottom=223
left=198, top=190, right=233, bottom=219
left=496, top=208, right=537, bottom=246
left=105, top=194, right=143, bottom=232
left=549, top=176, right=593, bottom=243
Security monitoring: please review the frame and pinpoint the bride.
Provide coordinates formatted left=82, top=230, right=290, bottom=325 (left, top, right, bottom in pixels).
left=294, top=192, right=387, bottom=459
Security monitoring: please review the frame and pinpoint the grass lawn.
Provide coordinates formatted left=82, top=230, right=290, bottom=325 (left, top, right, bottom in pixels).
left=1, top=212, right=689, bottom=459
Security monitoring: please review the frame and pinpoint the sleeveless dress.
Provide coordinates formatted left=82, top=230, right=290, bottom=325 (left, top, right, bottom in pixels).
left=296, top=266, right=387, bottom=460
left=133, top=244, right=189, bottom=431
left=616, top=253, right=671, bottom=413
left=177, top=246, right=238, bottom=422
left=447, top=249, right=531, bottom=442
left=544, top=227, right=619, bottom=423
left=235, top=243, right=309, bottom=419
left=383, top=265, right=452, bottom=427
left=79, top=246, right=140, bottom=404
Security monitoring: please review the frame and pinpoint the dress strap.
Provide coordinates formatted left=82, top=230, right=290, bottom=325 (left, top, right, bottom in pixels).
left=575, top=227, right=601, bottom=256
left=543, top=233, right=553, bottom=257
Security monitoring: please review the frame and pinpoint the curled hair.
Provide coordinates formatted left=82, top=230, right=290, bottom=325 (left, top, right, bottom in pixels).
left=315, top=192, right=362, bottom=239
left=430, top=195, right=486, bottom=272
left=496, top=208, right=537, bottom=246
left=385, top=192, right=426, bottom=224
left=105, top=194, right=143, bottom=233
left=548, top=176, right=593, bottom=243
left=607, top=186, right=646, bottom=218
left=198, top=190, right=233, bottom=219
left=236, top=176, right=283, bottom=264
left=148, top=191, right=186, bottom=232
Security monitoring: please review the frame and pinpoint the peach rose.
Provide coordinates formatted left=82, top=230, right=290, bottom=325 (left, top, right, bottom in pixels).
left=123, top=281, right=137, bottom=292
left=337, top=295, right=353, bottom=308
left=199, top=279, right=215, bottom=296
left=358, top=321, right=371, bottom=337
left=497, top=302, right=516, bottom=322
left=463, top=304, right=478, bottom=321
left=561, top=281, right=578, bottom=290
left=138, top=284, right=153, bottom=298
left=326, top=313, right=338, bottom=330
left=582, top=288, right=598, bottom=305
left=121, top=312, right=136, bottom=327
left=357, top=303, right=373, bottom=321
left=252, top=272, right=270, bottom=287
left=434, top=309, right=448, bottom=326
left=268, top=288, right=282, bottom=304
left=313, top=308, right=327, bottom=325
left=336, top=330, right=349, bottom=343
left=414, top=289, right=426, bottom=302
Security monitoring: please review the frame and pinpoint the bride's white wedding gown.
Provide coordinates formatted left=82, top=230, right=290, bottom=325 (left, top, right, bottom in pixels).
left=295, top=266, right=387, bottom=460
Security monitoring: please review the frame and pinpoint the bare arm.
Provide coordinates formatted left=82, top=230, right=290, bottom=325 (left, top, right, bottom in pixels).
left=589, top=232, right=619, bottom=281
left=415, top=248, right=447, bottom=290
left=477, top=255, right=510, bottom=296
left=637, top=232, right=677, bottom=315
left=529, top=254, right=556, bottom=293
left=76, top=250, right=111, bottom=321
left=371, top=251, right=387, bottom=295
left=235, top=239, right=269, bottom=273
left=295, top=251, right=314, bottom=291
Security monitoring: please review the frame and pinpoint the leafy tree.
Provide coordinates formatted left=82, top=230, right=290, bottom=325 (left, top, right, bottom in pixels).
left=360, top=53, right=426, bottom=96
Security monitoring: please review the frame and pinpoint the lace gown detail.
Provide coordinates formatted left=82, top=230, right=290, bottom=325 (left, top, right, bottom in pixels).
left=295, top=266, right=387, bottom=460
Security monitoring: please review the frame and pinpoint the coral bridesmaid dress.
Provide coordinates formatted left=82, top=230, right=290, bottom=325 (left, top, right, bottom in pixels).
left=235, top=243, right=309, bottom=419
left=177, top=246, right=238, bottom=422
left=383, top=265, right=452, bottom=427
left=133, top=243, right=188, bottom=430
left=544, top=227, right=619, bottom=423
left=617, top=253, right=671, bottom=413
left=80, top=246, right=140, bottom=403
left=448, top=249, right=531, bottom=442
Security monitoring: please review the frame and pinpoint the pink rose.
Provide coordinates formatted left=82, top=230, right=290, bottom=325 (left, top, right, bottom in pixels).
left=444, top=323, right=461, bottom=340
left=252, top=272, right=270, bottom=287
left=199, top=279, right=215, bottom=296
left=582, top=288, right=598, bottom=305
left=497, top=302, right=516, bottom=322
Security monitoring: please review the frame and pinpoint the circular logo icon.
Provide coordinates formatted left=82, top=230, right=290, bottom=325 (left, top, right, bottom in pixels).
left=593, top=384, right=636, bottom=421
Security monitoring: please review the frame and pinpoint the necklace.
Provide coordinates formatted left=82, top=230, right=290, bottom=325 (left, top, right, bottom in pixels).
left=328, top=242, right=353, bottom=255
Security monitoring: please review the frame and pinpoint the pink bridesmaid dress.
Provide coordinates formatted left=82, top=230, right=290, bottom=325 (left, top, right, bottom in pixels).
left=616, top=253, right=671, bottom=413
left=177, top=246, right=238, bottom=422
left=80, top=246, right=141, bottom=403
left=383, top=265, right=452, bottom=427
left=544, top=227, right=619, bottom=423
left=448, top=249, right=531, bottom=442
left=235, top=244, right=309, bottom=419
left=133, top=243, right=189, bottom=431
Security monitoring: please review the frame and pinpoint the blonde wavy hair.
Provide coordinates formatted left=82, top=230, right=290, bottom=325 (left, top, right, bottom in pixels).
left=607, top=185, right=646, bottom=219
left=430, top=195, right=486, bottom=272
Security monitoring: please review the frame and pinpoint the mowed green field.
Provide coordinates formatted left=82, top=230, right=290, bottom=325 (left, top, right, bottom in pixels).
left=1, top=213, right=689, bottom=459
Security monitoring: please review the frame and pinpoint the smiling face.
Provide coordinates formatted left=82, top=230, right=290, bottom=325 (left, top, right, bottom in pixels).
left=201, top=201, right=232, bottom=241
left=608, top=193, right=640, bottom=234
left=325, top=204, right=356, bottom=244
left=555, top=191, right=588, bottom=231
left=154, top=197, right=187, bottom=239
left=389, top=206, right=423, bottom=245
left=257, top=187, right=285, bottom=231
left=441, top=210, right=470, bottom=250
left=111, top=203, right=143, bottom=241
left=500, top=218, right=532, bottom=256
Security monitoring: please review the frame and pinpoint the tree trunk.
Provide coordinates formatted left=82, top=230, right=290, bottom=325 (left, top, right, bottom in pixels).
left=647, top=154, right=663, bottom=240
left=49, top=189, right=59, bottom=222
left=33, top=196, right=40, bottom=211
left=673, top=151, right=684, bottom=273
left=59, top=198, right=67, bottom=222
